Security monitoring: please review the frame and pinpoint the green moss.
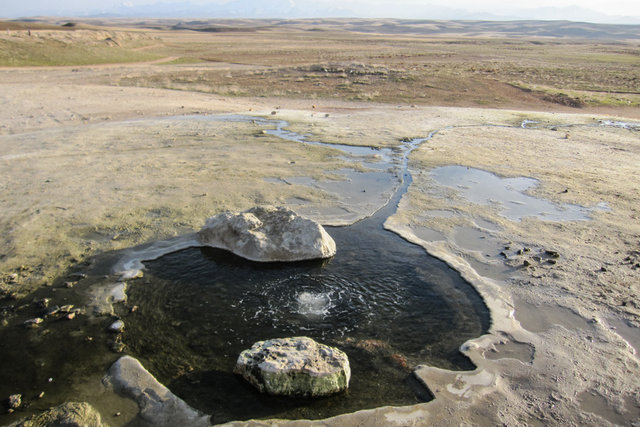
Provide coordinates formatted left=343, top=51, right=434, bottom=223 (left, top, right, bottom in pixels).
left=261, top=370, right=349, bottom=397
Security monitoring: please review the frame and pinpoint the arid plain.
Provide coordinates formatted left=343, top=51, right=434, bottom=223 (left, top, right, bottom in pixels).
left=1, top=18, right=639, bottom=426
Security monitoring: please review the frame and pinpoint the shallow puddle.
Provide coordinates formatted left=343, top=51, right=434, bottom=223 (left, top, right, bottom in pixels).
left=483, top=334, right=534, bottom=364
left=514, top=298, right=591, bottom=333
left=0, top=282, right=133, bottom=425
left=607, top=317, right=640, bottom=357
left=577, top=390, right=639, bottom=425
left=430, top=166, right=596, bottom=222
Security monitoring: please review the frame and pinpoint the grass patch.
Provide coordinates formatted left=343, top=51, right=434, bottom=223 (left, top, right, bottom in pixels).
left=159, top=56, right=205, bottom=65
left=511, top=82, right=640, bottom=108
left=0, top=31, right=162, bottom=66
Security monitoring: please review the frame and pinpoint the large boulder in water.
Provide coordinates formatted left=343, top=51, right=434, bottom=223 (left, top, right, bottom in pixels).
left=197, top=206, right=336, bottom=262
left=234, top=336, right=350, bottom=397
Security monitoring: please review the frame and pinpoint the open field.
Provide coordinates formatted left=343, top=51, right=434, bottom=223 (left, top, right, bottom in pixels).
left=1, top=18, right=639, bottom=113
left=0, top=18, right=639, bottom=426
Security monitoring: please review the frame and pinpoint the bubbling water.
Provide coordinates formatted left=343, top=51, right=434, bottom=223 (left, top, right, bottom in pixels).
left=235, top=272, right=406, bottom=339
left=296, top=291, right=332, bottom=317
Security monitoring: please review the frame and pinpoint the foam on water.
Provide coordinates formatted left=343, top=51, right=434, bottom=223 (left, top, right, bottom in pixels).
left=296, top=291, right=333, bottom=317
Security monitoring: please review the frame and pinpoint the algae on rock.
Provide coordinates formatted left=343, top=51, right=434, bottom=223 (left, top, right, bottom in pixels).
left=234, top=336, right=351, bottom=397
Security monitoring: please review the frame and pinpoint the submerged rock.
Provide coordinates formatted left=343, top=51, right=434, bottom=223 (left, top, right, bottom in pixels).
left=8, top=394, right=21, bottom=409
left=234, top=336, right=350, bottom=397
left=104, top=355, right=209, bottom=426
left=198, top=206, right=336, bottom=262
left=24, top=318, right=43, bottom=328
left=89, top=282, right=127, bottom=316
left=12, top=401, right=104, bottom=427
left=108, top=320, right=125, bottom=333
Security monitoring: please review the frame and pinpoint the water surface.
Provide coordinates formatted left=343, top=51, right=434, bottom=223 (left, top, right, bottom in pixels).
left=125, top=188, right=490, bottom=422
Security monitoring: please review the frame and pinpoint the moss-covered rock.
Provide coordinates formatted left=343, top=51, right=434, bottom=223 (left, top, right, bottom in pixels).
left=234, top=336, right=350, bottom=397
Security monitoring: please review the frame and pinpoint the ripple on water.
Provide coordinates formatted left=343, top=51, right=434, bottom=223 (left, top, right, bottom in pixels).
left=238, top=272, right=404, bottom=338
left=296, top=291, right=332, bottom=317
left=124, top=213, right=489, bottom=422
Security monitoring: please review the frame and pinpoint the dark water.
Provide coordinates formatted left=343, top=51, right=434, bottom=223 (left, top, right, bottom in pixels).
left=120, top=168, right=490, bottom=423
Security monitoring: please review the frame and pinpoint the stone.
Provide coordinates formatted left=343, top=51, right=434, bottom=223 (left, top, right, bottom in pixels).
left=234, top=336, right=350, bottom=397
left=59, top=305, right=74, bottom=313
left=108, top=320, right=125, bottom=333
left=12, top=401, right=104, bottom=427
left=24, top=317, right=43, bottom=328
left=198, top=206, right=336, bottom=262
left=35, top=298, right=51, bottom=309
left=8, top=394, right=21, bottom=409
left=45, top=306, right=60, bottom=316
left=88, top=282, right=127, bottom=316
left=104, top=355, right=209, bottom=426
left=110, top=341, right=125, bottom=353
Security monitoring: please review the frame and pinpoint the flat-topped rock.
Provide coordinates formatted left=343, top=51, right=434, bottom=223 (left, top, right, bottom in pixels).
left=198, top=206, right=336, bottom=262
left=234, top=336, right=350, bottom=397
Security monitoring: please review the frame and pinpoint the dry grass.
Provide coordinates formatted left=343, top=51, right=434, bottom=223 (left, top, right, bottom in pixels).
left=116, top=26, right=640, bottom=112
left=2, top=18, right=639, bottom=112
left=0, top=25, right=161, bottom=66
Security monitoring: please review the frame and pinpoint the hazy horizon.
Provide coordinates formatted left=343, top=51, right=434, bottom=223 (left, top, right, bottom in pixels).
left=2, top=0, right=640, bottom=25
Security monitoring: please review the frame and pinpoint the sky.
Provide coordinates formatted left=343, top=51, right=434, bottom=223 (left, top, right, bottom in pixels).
left=2, top=0, right=640, bottom=23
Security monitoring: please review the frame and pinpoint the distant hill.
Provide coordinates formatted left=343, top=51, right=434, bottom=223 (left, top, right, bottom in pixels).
left=25, top=17, right=640, bottom=41
left=289, top=19, right=640, bottom=40
left=3, top=0, right=640, bottom=25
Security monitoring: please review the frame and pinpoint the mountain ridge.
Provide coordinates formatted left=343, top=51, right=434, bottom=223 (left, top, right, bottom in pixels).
left=3, top=0, right=640, bottom=25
